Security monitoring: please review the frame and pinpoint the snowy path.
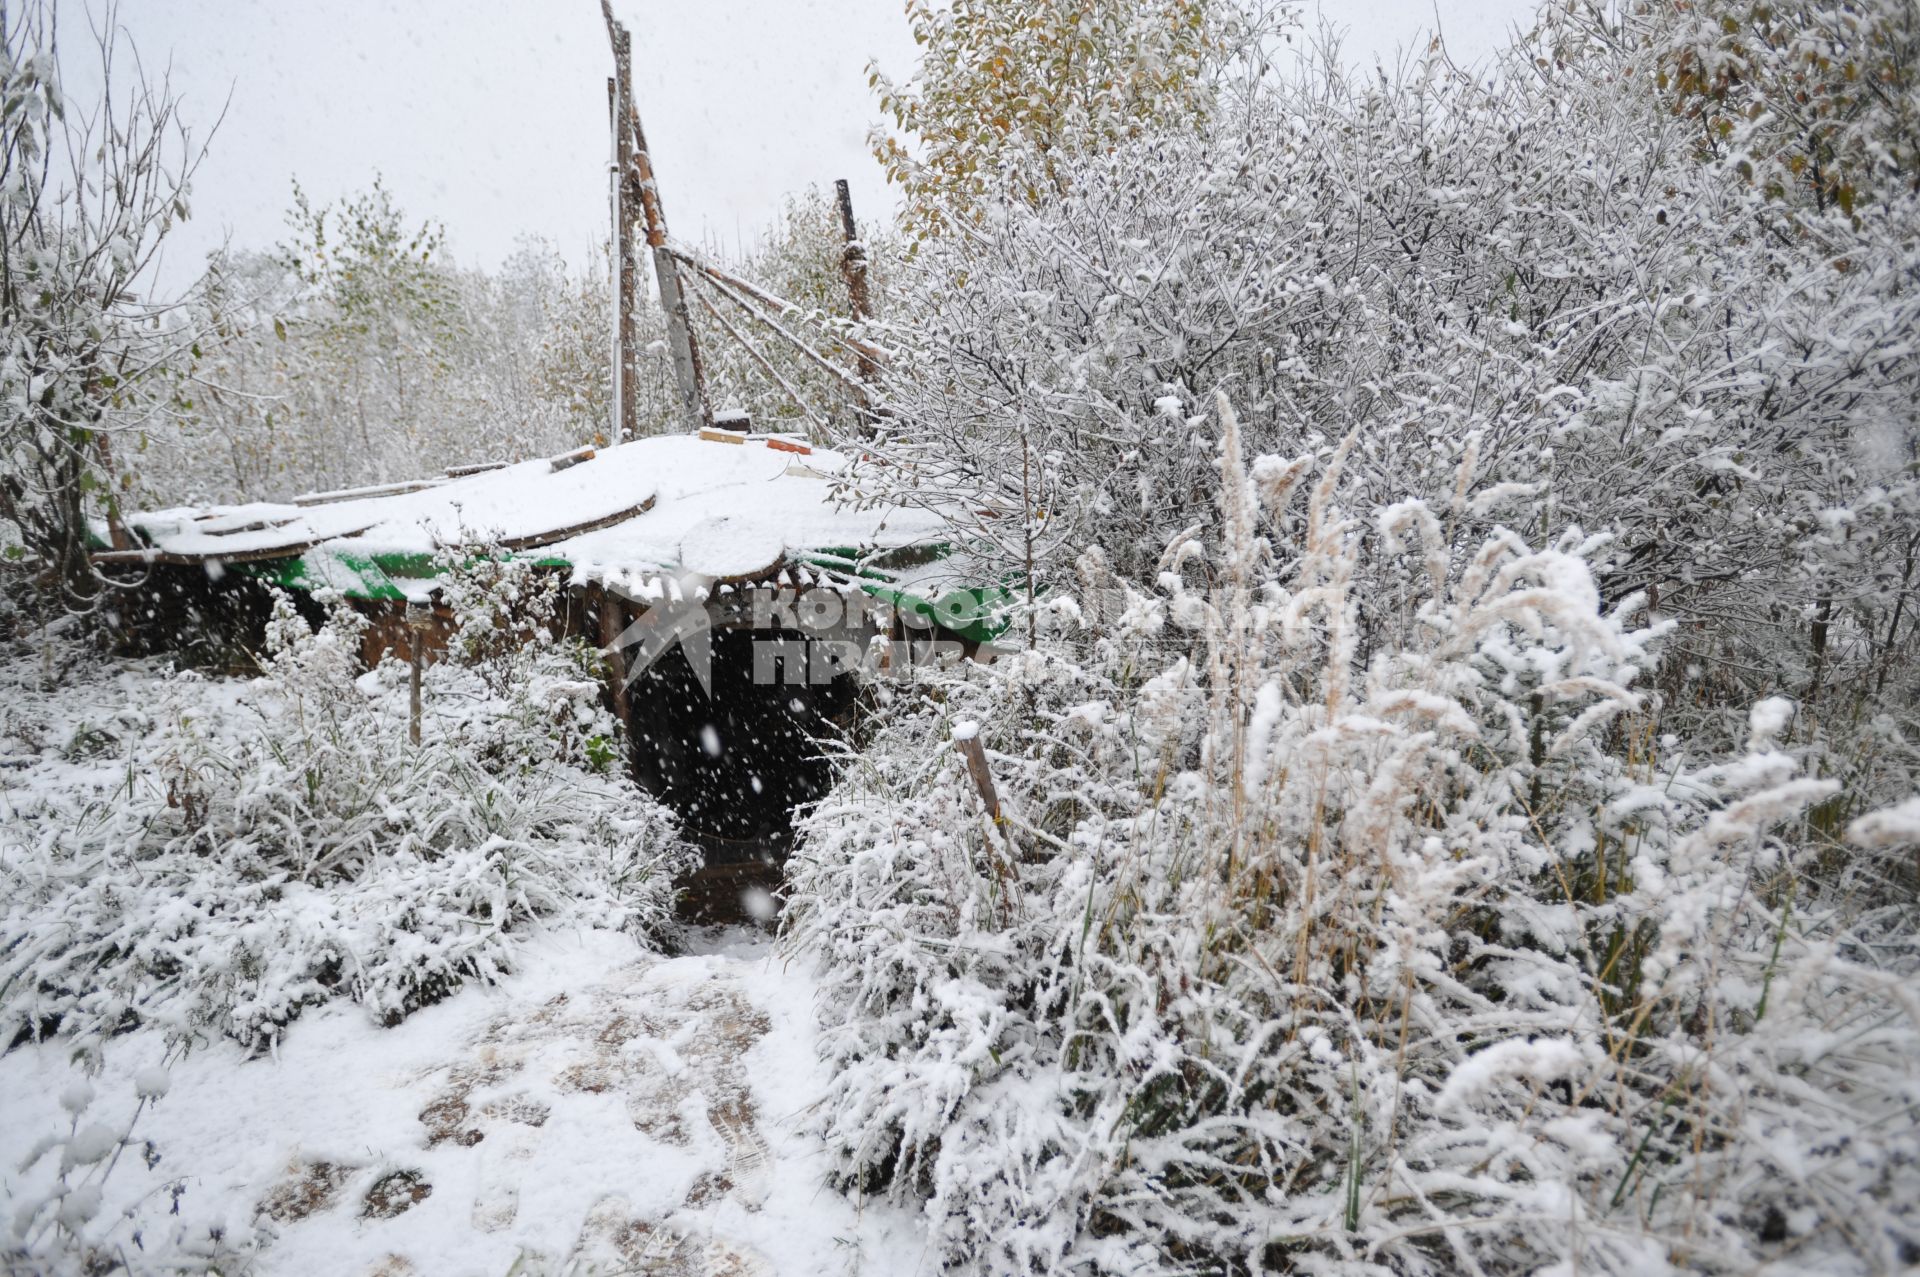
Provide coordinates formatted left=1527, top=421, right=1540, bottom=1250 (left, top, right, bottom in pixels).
left=0, top=929, right=927, bottom=1276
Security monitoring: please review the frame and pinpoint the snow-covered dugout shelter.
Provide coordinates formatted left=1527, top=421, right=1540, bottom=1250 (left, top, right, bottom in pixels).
left=96, top=430, right=1001, bottom=901
left=84, top=5, right=960, bottom=908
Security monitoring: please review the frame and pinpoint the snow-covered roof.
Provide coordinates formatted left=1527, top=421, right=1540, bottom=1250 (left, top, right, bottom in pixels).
left=110, top=432, right=951, bottom=606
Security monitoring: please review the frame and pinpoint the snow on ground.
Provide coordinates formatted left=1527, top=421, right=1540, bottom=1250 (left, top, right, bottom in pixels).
left=0, top=926, right=930, bottom=1275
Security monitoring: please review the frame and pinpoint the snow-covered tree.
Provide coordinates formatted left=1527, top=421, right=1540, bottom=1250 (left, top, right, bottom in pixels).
left=789, top=394, right=1920, bottom=1274
left=1646, top=0, right=1920, bottom=221
left=145, top=198, right=657, bottom=504
left=846, top=1, right=1920, bottom=744
left=870, top=0, right=1261, bottom=235
left=0, top=0, right=213, bottom=605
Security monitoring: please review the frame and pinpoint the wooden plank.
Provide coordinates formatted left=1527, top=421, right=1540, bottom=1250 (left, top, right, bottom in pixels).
left=496, top=492, right=657, bottom=552
left=92, top=525, right=380, bottom=567
left=102, top=489, right=650, bottom=570
left=709, top=555, right=786, bottom=586
left=91, top=548, right=212, bottom=568
left=293, top=478, right=445, bottom=508
left=547, top=445, right=597, bottom=472
left=200, top=517, right=301, bottom=537
left=445, top=460, right=510, bottom=478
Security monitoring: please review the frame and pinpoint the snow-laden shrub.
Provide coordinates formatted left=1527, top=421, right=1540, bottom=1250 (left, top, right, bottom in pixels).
left=0, top=583, right=694, bottom=1050
left=785, top=397, right=1920, bottom=1275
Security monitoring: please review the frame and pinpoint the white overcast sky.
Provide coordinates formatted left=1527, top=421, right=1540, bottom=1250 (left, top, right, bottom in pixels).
left=104, top=0, right=1535, bottom=291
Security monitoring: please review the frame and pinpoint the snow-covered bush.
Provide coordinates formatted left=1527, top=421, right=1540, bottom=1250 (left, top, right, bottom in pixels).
left=794, top=13, right=1920, bottom=1257
left=786, top=397, right=1920, bottom=1274
left=0, top=583, right=693, bottom=1051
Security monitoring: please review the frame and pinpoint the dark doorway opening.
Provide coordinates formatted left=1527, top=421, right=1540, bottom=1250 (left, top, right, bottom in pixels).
left=623, top=627, right=858, bottom=869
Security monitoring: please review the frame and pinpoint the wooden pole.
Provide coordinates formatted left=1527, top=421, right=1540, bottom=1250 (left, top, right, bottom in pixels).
left=687, top=280, right=830, bottom=437
left=94, top=434, right=134, bottom=550
left=955, top=725, right=1021, bottom=916
left=694, top=267, right=881, bottom=401
left=600, top=0, right=707, bottom=434
left=608, top=76, right=638, bottom=443
left=833, top=180, right=877, bottom=374
left=670, top=245, right=892, bottom=369
left=834, top=180, right=879, bottom=434
left=630, top=108, right=711, bottom=432
left=955, top=729, right=1000, bottom=821
left=406, top=604, right=430, bottom=746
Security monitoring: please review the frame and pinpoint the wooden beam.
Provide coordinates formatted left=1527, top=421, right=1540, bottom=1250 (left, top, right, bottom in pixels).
left=494, top=492, right=657, bottom=552
left=90, top=548, right=216, bottom=568
left=597, top=586, right=631, bottom=729
left=687, top=278, right=830, bottom=437
left=694, top=267, right=881, bottom=402
left=547, top=445, right=598, bottom=472
left=96, top=491, right=652, bottom=569
left=200, top=516, right=301, bottom=537
left=669, top=244, right=893, bottom=370
left=91, top=525, right=379, bottom=567
left=631, top=111, right=710, bottom=432
left=293, top=478, right=446, bottom=507
left=834, top=181, right=877, bottom=363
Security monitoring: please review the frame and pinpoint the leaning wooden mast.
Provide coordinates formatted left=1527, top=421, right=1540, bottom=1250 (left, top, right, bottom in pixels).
left=601, top=0, right=708, bottom=437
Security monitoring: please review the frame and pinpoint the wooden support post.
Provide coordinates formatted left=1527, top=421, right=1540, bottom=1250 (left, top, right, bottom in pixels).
left=405, top=603, right=430, bottom=746
left=955, top=723, right=1021, bottom=917
left=94, top=433, right=134, bottom=550
left=834, top=179, right=879, bottom=434
left=833, top=181, right=877, bottom=369
left=598, top=587, right=631, bottom=729
left=631, top=108, right=710, bottom=433
left=608, top=76, right=639, bottom=443
left=601, top=0, right=708, bottom=434
left=954, top=725, right=1000, bottom=821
